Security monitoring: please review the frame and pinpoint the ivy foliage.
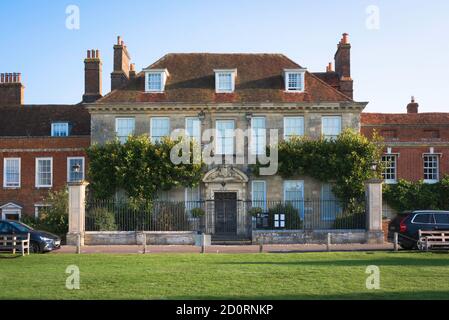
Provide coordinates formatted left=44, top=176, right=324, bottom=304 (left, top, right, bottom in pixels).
left=86, top=135, right=204, bottom=201
left=252, top=129, right=384, bottom=206
left=383, top=177, right=449, bottom=213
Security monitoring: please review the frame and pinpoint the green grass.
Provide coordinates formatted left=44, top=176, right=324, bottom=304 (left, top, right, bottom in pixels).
left=1, top=251, right=449, bottom=300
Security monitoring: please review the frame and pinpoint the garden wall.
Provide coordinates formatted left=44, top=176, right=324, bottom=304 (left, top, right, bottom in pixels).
left=83, top=231, right=197, bottom=245
left=252, top=229, right=384, bottom=244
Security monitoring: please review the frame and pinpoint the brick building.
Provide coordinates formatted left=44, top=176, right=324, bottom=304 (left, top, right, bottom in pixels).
left=0, top=74, right=90, bottom=220
left=362, top=98, right=449, bottom=184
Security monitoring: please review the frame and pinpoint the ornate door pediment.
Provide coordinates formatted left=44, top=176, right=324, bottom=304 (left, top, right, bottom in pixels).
left=202, top=165, right=249, bottom=184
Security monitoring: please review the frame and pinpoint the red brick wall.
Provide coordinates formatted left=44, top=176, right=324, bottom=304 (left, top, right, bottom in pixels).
left=0, top=136, right=90, bottom=217
left=362, top=125, right=449, bottom=182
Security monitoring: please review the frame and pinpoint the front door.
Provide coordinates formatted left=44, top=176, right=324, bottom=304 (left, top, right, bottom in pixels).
left=214, top=192, right=237, bottom=234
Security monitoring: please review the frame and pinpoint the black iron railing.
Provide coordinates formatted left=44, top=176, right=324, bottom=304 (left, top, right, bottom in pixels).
left=84, top=199, right=365, bottom=232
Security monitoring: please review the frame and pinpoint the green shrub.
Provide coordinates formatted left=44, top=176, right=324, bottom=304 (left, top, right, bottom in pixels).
left=248, top=207, right=263, bottom=217
left=333, top=212, right=366, bottom=229
left=191, top=207, right=205, bottom=218
left=87, top=207, right=117, bottom=231
left=268, top=203, right=302, bottom=229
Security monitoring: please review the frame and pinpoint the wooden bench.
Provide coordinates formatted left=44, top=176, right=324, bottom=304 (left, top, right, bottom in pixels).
left=418, top=230, right=449, bottom=251
left=0, top=233, right=30, bottom=256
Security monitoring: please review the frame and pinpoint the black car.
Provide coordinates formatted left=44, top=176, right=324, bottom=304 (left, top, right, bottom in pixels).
left=0, top=220, right=61, bottom=253
left=389, top=211, right=449, bottom=250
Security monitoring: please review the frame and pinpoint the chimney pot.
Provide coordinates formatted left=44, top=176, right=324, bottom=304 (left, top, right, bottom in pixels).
left=96, top=50, right=100, bottom=59
left=341, top=33, right=349, bottom=44
left=117, top=36, right=122, bottom=45
left=17, top=73, right=21, bottom=82
left=0, top=73, right=4, bottom=83
left=87, top=50, right=91, bottom=59
left=407, top=96, right=419, bottom=114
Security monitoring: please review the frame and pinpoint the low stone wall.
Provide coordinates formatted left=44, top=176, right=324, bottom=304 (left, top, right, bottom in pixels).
left=252, top=229, right=384, bottom=245
left=83, top=231, right=197, bottom=246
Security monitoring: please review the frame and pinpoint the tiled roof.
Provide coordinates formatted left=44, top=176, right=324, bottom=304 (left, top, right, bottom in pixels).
left=0, top=105, right=90, bottom=136
left=97, top=53, right=353, bottom=104
left=361, top=113, right=449, bottom=125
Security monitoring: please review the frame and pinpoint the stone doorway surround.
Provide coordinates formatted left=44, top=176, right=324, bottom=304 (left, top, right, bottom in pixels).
left=202, top=165, right=249, bottom=236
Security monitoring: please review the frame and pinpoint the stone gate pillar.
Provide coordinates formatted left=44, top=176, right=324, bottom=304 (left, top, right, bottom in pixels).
left=365, top=179, right=384, bottom=244
left=66, top=181, right=89, bottom=246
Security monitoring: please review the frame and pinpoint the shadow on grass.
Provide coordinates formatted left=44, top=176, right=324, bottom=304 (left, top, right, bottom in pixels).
left=0, top=254, right=23, bottom=260
left=167, top=290, right=449, bottom=300
left=216, top=255, right=449, bottom=268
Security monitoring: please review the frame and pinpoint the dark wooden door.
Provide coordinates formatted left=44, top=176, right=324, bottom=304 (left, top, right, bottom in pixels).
left=214, top=192, right=237, bottom=234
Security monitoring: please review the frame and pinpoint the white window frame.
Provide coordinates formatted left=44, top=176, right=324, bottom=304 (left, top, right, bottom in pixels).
left=250, top=117, right=266, bottom=155
left=51, top=122, right=69, bottom=137
left=3, top=158, right=21, bottom=188
left=283, top=116, right=304, bottom=140
left=321, top=116, right=342, bottom=140
left=284, top=69, right=306, bottom=92
left=185, top=117, right=202, bottom=145
left=185, top=186, right=201, bottom=213
left=320, top=184, right=342, bottom=221
left=283, top=180, right=305, bottom=219
left=67, top=157, right=85, bottom=183
left=382, top=154, right=398, bottom=184
left=150, top=117, right=170, bottom=143
left=251, top=180, right=267, bottom=211
left=115, top=117, right=135, bottom=143
left=214, top=69, right=236, bottom=93
left=35, top=157, right=53, bottom=188
left=215, top=120, right=235, bottom=155
left=144, top=69, right=169, bottom=93
left=423, top=154, right=440, bottom=184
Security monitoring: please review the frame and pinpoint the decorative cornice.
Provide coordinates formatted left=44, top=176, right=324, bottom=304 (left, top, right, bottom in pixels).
left=86, top=102, right=367, bottom=113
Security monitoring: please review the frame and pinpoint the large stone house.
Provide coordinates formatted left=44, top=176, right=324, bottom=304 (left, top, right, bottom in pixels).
left=82, top=34, right=367, bottom=238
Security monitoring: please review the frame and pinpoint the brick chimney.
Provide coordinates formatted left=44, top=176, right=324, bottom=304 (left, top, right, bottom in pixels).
left=407, top=96, right=419, bottom=114
left=334, top=33, right=353, bottom=99
left=0, top=73, right=24, bottom=105
left=326, top=62, right=333, bottom=72
left=83, top=49, right=102, bottom=103
left=111, top=36, right=131, bottom=90
left=129, top=63, right=136, bottom=80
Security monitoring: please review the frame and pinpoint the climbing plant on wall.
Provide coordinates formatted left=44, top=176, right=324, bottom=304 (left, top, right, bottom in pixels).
left=251, top=129, right=384, bottom=209
left=86, top=135, right=204, bottom=201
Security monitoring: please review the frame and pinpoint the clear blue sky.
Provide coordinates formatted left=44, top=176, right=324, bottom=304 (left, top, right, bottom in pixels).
left=1, top=0, right=448, bottom=113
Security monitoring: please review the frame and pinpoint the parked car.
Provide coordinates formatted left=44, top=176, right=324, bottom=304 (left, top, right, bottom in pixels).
left=388, top=211, right=449, bottom=250
left=0, top=220, right=61, bottom=253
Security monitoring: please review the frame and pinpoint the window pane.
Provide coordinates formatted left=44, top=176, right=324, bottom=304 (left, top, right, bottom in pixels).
left=148, top=73, right=162, bottom=91
left=414, top=214, right=433, bottom=224
left=68, top=158, right=84, bottom=182
left=217, top=73, right=233, bottom=92
left=251, top=117, right=266, bottom=155
left=185, top=187, right=201, bottom=212
left=287, top=73, right=303, bottom=91
left=321, top=184, right=342, bottom=221
left=4, top=159, right=20, bottom=187
left=37, top=159, right=52, bottom=187
left=116, top=118, right=135, bottom=143
left=322, top=116, right=342, bottom=140
left=382, top=155, right=397, bottom=183
left=216, top=120, right=235, bottom=155
left=284, top=117, right=304, bottom=140
left=284, top=181, right=304, bottom=218
left=424, top=155, right=439, bottom=181
left=435, top=214, right=449, bottom=225
left=185, top=118, right=201, bottom=144
left=52, top=123, right=69, bottom=137
left=151, top=118, right=170, bottom=143
left=252, top=181, right=266, bottom=210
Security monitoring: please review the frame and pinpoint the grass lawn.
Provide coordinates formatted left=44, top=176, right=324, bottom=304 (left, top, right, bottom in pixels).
left=1, top=251, right=449, bottom=300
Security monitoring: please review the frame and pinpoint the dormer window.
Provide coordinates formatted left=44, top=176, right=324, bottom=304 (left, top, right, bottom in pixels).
left=214, top=69, right=236, bottom=93
left=284, top=69, right=306, bottom=92
left=144, top=69, right=169, bottom=93
left=51, top=122, right=69, bottom=137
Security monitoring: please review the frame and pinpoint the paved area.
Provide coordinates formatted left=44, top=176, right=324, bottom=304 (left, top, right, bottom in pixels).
left=55, top=243, right=394, bottom=254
